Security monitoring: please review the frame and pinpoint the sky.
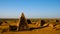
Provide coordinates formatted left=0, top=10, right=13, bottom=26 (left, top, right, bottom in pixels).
left=0, top=0, right=60, bottom=18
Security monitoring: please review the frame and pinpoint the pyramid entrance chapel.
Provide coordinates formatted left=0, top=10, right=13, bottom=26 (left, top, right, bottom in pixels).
left=18, top=13, right=29, bottom=31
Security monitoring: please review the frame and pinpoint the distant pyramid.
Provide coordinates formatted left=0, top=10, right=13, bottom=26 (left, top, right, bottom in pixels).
left=18, top=12, right=29, bottom=31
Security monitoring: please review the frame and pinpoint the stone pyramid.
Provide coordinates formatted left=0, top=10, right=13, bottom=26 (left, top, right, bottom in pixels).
left=18, top=12, right=29, bottom=31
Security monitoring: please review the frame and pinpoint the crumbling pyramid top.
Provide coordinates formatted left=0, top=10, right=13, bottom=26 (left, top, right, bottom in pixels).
left=20, top=12, right=25, bottom=18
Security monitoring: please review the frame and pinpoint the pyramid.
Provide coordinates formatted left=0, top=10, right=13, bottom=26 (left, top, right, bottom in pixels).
left=18, top=12, right=29, bottom=31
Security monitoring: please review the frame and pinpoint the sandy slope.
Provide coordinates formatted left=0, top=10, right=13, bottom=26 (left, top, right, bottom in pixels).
left=1, top=27, right=60, bottom=34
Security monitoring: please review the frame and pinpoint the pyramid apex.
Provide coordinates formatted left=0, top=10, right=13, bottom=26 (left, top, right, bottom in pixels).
left=20, top=12, right=25, bottom=18
left=21, top=12, right=24, bottom=14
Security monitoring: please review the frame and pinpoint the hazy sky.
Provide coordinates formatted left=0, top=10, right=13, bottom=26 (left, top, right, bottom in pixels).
left=0, top=0, right=60, bottom=18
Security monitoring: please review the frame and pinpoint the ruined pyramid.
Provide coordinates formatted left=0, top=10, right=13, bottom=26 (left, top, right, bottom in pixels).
left=18, top=13, right=29, bottom=31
